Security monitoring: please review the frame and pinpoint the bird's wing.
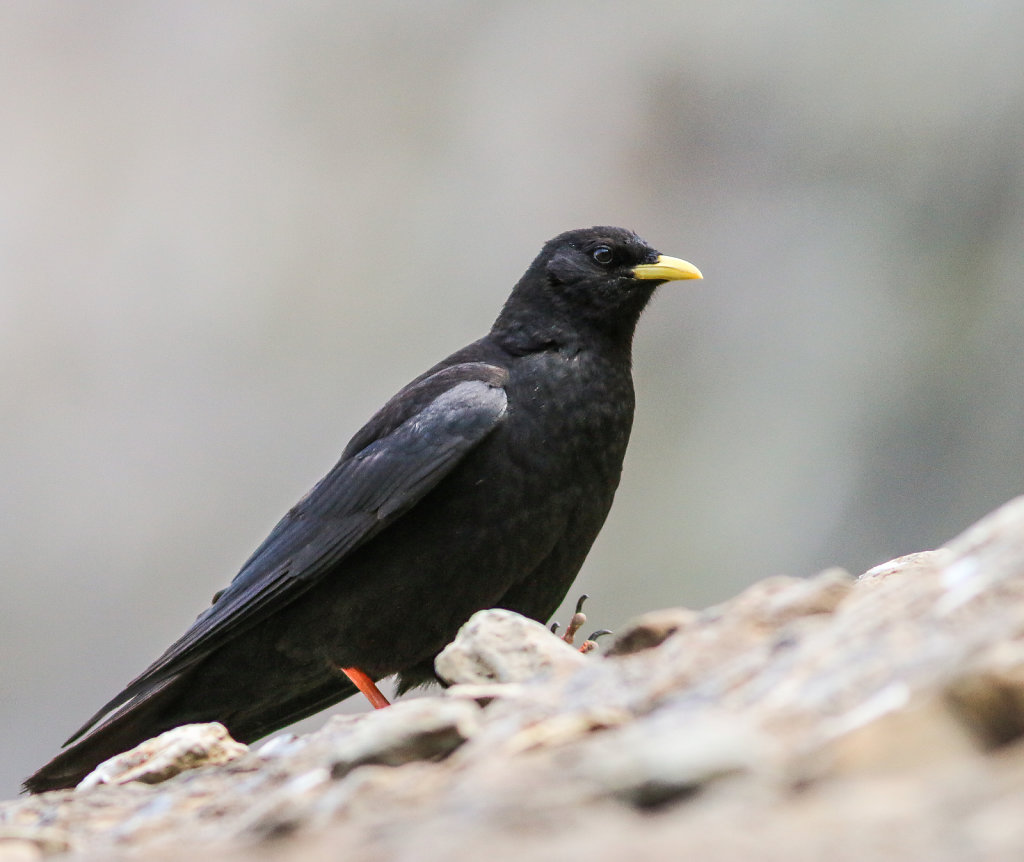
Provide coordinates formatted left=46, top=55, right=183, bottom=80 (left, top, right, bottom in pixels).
left=66, top=366, right=507, bottom=745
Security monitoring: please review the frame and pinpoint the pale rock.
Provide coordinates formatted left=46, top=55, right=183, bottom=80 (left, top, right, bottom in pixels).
left=0, top=840, right=41, bottom=862
left=859, top=549, right=952, bottom=584
left=77, top=723, right=247, bottom=789
left=946, top=640, right=1024, bottom=749
left=705, top=567, right=853, bottom=630
left=605, top=607, right=698, bottom=657
left=442, top=682, right=529, bottom=704
left=823, top=687, right=980, bottom=775
left=326, top=698, right=482, bottom=778
left=8, top=497, right=1024, bottom=861
left=574, top=713, right=772, bottom=809
left=434, top=608, right=586, bottom=686
left=937, top=495, right=1024, bottom=613
left=0, top=827, right=69, bottom=861
left=498, top=706, right=633, bottom=755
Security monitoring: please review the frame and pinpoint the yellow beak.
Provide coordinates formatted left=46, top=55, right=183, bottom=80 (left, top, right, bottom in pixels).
left=631, top=255, right=703, bottom=281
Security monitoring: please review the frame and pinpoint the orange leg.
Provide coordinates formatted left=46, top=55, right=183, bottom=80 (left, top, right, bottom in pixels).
left=340, top=666, right=391, bottom=709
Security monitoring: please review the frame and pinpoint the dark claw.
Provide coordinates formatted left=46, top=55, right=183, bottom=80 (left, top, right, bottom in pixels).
left=578, top=629, right=613, bottom=655
left=574, top=594, right=589, bottom=615
left=550, top=621, right=560, bottom=634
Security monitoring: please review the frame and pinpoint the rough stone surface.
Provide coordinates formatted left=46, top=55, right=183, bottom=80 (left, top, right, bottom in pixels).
left=435, top=607, right=586, bottom=685
left=605, top=607, right=699, bottom=656
left=8, top=496, right=1024, bottom=860
left=321, top=697, right=482, bottom=776
left=77, top=723, right=248, bottom=789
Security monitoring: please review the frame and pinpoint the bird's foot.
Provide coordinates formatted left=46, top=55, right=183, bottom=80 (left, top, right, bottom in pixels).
left=336, top=665, right=391, bottom=709
left=579, top=629, right=613, bottom=654
left=550, top=595, right=613, bottom=653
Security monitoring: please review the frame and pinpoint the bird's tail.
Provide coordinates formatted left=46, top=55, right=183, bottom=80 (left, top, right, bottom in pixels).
left=23, top=674, right=187, bottom=794
left=24, top=670, right=361, bottom=793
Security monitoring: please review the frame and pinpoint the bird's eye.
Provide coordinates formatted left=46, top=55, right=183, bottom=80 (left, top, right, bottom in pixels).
left=592, top=246, right=614, bottom=265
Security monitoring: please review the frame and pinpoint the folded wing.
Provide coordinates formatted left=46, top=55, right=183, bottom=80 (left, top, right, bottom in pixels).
left=65, top=368, right=508, bottom=746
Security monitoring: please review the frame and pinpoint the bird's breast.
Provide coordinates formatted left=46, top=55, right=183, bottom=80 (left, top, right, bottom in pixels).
left=499, top=349, right=635, bottom=488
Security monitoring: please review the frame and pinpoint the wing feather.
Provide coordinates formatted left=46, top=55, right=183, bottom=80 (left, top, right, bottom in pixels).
left=65, top=371, right=507, bottom=746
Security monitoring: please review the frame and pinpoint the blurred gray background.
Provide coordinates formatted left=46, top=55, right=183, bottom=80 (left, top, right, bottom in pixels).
left=3, top=1, right=1024, bottom=797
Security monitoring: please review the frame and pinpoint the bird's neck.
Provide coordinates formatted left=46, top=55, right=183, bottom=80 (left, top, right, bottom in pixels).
left=490, top=285, right=639, bottom=361
left=490, top=314, right=635, bottom=363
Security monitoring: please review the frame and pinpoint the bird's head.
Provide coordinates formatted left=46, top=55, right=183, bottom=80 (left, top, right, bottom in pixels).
left=494, top=226, right=702, bottom=350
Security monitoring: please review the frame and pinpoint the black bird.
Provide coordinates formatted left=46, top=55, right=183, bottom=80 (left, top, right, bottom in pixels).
left=26, top=227, right=701, bottom=793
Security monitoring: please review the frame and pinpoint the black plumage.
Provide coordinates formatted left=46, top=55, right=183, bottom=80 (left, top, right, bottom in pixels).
left=25, top=226, right=701, bottom=793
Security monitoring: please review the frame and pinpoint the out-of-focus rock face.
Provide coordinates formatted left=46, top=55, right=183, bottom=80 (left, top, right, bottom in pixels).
left=7, top=497, right=1024, bottom=861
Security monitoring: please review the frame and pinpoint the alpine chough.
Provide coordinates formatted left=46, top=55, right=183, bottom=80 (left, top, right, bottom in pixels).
left=25, top=226, right=702, bottom=792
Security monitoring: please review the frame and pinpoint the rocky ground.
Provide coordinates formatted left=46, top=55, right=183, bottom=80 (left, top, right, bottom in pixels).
left=6, top=497, right=1024, bottom=861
